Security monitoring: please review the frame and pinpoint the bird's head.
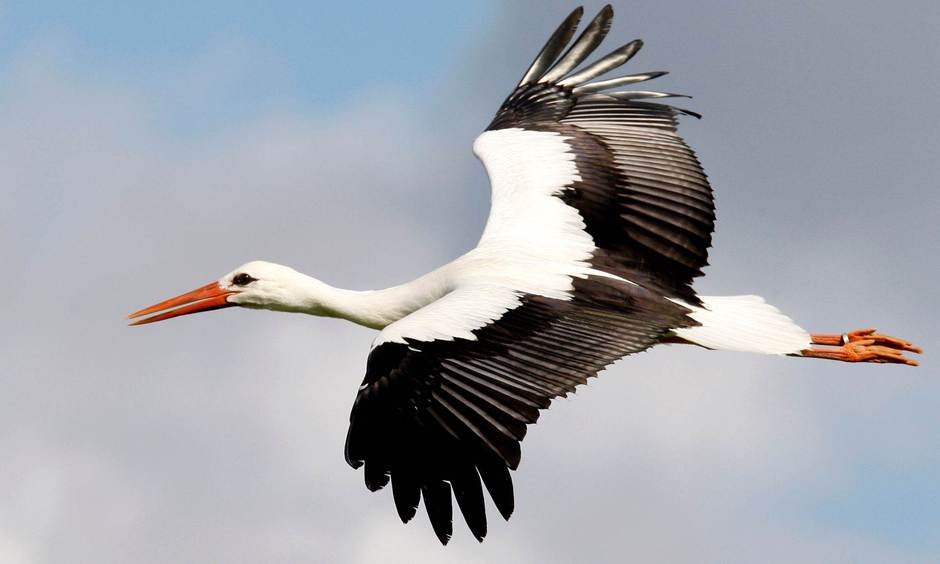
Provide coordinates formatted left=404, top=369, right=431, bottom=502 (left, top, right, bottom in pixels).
left=128, top=260, right=313, bottom=325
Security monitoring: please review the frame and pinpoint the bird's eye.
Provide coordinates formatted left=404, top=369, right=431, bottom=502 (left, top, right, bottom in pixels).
left=232, top=273, right=257, bottom=286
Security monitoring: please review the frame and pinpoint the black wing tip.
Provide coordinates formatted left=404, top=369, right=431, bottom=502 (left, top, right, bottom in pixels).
left=465, top=517, right=488, bottom=543
left=494, top=486, right=515, bottom=521
left=563, top=6, right=586, bottom=34
left=517, top=5, right=586, bottom=87
left=364, top=464, right=391, bottom=491
left=621, top=37, right=644, bottom=54
left=560, top=6, right=585, bottom=32
left=392, top=476, right=421, bottom=523
left=589, top=4, right=615, bottom=35
left=590, top=5, right=615, bottom=35
left=395, top=500, right=419, bottom=523
left=436, top=531, right=452, bottom=546
left=365, top=480, right=388, bottom=492
left=676, top=106, right=703, bottom=119
left=430, top=515, right=454, bottom=546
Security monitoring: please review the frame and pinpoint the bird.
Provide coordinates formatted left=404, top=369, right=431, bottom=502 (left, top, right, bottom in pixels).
left=129, top=5, right=922, bottom=545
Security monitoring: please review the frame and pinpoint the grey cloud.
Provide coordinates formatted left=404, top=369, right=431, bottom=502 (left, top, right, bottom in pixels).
left=2, top=2, right=939, bottom=563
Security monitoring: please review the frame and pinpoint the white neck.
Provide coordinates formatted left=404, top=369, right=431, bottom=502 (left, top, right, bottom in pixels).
left=278, top=267, right=453, bottom=330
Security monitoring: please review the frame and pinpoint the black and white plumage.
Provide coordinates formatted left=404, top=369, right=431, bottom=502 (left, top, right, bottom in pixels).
left=130, top=4, right=922, bottom=546
left=347, top=6, right=717, bottom=543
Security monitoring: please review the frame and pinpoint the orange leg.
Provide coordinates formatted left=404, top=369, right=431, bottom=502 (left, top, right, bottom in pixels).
left=800, top=328, right=923, bottom=366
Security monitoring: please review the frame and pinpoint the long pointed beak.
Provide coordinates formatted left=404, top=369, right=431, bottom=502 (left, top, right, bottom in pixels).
left=128, top=281, right=238, bottom=326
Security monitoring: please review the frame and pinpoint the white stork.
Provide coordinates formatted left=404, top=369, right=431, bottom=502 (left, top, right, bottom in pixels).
left=129, top=5, right=921, bottom=544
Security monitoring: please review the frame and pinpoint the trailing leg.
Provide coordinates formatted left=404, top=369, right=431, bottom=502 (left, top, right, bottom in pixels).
left=667, top=296, right=922, bottom=367
left=798, top=328, right=922, bottom=366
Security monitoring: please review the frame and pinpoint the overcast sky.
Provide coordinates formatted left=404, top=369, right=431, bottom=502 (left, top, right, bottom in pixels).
left=2, top=1, right=939, bottom=563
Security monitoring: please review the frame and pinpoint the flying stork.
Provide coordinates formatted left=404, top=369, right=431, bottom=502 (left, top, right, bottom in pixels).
left=130, top=5, right=921, bottom=544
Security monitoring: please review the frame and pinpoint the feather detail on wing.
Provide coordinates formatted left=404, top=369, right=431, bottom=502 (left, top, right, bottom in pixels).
left=344, top=4, right=712, bottom=544
left=346, top=280, right=691, bottom=544
left=486, top=6, right=714, bottom=299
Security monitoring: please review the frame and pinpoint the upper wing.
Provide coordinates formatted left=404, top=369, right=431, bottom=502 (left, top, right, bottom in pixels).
left=485, top=4, right=714, bottom=303
left=344, top=4, right=711, bottom=543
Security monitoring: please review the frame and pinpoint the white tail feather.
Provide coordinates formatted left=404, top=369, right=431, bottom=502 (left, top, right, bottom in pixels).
left=670, top=295, right=811, bottom=355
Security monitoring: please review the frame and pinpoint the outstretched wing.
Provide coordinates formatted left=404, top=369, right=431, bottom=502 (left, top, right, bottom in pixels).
left=346, top=281, right=690, bottom=544
left=344, top=4, right=713, bottom=544
left=487, top=5, right=714, bottom=302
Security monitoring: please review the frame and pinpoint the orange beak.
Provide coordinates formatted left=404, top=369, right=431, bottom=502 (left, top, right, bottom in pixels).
left=128, top=281, right=238, bottom=326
